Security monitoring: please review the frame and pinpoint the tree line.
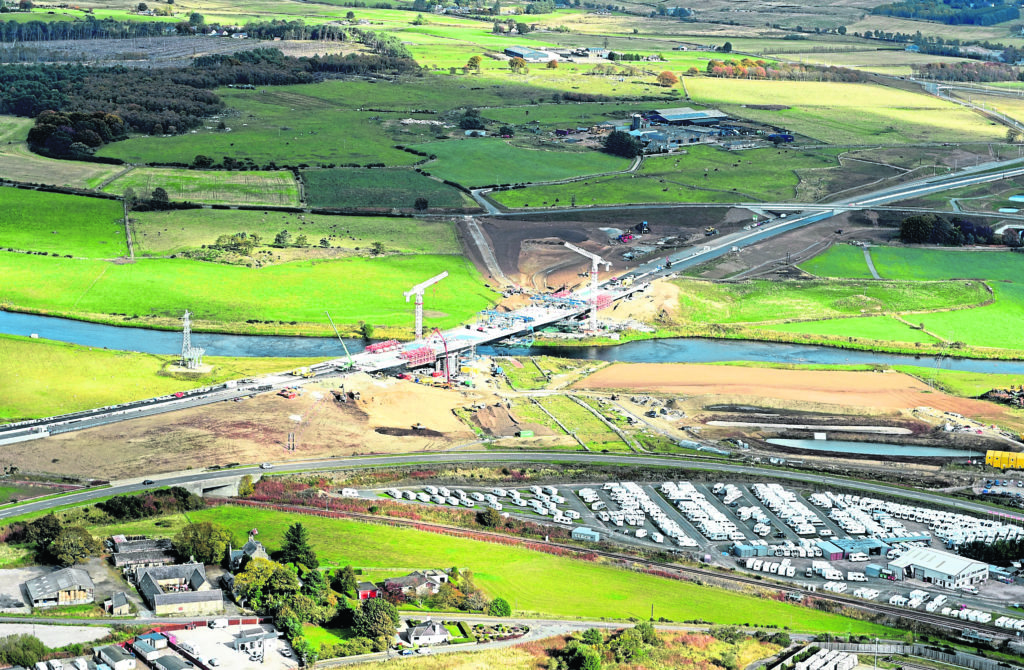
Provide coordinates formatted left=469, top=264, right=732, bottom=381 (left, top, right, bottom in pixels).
left=704, top=58, right=870, bottom=82
left=912, top=61, right=1021, bottom=83
left=899, top=214, right=996, bottom=246
left=871, top=0, right=1019, bottom=26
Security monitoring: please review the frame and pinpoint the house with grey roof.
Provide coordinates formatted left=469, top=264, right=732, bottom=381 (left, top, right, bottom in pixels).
left=109, top=536, right=176, bottom=579
left=23, top=568, right=94, bottom=608
left=407, top=620, right=450, bottom=646
left=104, top=591, right=131, bottom=616
left=227, top=537, right=268, bottom=571
left=383, top=570, right=449, bottom=598
left=136, top=563, right=223, bottom=615
left=152, top=657, right=190, bottom=670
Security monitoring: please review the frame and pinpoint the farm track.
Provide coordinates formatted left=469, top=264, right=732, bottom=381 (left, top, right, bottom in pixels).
left=215, top=498, right=1012, bottom=639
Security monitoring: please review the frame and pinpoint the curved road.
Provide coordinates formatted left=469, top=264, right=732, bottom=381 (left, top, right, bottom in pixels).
left=2, top=452, right=1018, bottom=522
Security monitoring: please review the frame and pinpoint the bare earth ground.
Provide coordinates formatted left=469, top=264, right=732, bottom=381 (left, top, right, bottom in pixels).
left=468, top=207, right=755, bottom=289
left=574, top=363, right=1016, bottom=422
left=1, top=374, right=491, bottom=479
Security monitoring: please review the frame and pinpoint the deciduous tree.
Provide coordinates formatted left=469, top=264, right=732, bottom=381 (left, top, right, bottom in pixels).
left=173, top=522, right=233, bottom=565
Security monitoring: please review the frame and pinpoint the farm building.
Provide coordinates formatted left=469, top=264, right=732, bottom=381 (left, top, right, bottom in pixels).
left=572, top=527, right=602, bottom=542
left=408, top=620, right=451, bottom=646
left=888, top=546, right=988, bottom=588
left=136, top=563, right=224, bottom=615
left=357, top=581, right=381, bottom=600
left=109, top=535, right=177, bottom=578
left=649, top=107, right=729, bottom=126
left=24, top=568, right=95, bottom=608
left=504, top=46, right=553, bottom=62
left=104, top=591, right=131, bottom=616
left=94, top=646, right=136, bottom=670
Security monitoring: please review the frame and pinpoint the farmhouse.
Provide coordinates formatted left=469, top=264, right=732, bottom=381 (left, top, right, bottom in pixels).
left=136, top=563, right=224, bottom=615
left=357, top=581, right=381, bottom=600
left=407, top=620, right=451, bottom=646
left=227, top=535, right=268, bottom=571
left=23, top=568, right=94, bottom=608
left=888, top=546, right=988, bottom=588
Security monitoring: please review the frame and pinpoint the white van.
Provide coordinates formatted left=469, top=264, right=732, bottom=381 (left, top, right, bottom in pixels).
left=210, top=618, right=229, bottom=629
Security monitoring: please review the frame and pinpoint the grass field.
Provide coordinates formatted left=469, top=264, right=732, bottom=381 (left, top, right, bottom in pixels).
left=538, top=395, right=626, bottom=449
left=132, top=505, right=894, bottom=633
left=685, top=78, right=1005, bottom=145
left=492, top=146, right=842, bottom=207
left=761, top=315, right=942, bottom=344
left=801, top=244, right=875, bottom=278
left=792, top=247, right=1024, bottom=351
left=0, top=115, right=122, bottom=189
left=102, top=168, right=301, bottom=207
left=0, top=189, right=127, bottom=257
left=133, top=209, right=460, bottom=257
left=301, top=168, right=472, bottom=210
left=673, top=278, right=989, bottom=324
left=0, top=251, right=496, bottom=335
left=408, top=138, right=630, bottom=187
left=894, top=365, right=1024, bottom=397
left=0, top=334, right=326, bottom=422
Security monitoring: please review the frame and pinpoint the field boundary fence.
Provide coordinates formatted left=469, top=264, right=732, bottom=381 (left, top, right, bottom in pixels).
left=819, top=641, right=1023, bottom=670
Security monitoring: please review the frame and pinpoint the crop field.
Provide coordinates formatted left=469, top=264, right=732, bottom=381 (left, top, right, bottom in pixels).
left=493, top=146, right=843, bottom=207
left=0, top=116, right=121, bottom=189
left=0, top=251, right=495, bottom=334
left=0, top=334, right=325, bottom=422
left=0, top=189, right=126, bottom=258
left=102, top=168, right=301, bottom=207
left=760, top=316, right=942, bottom=344
left=133, top=209, right=460, bottom=257
left=408, top=138, right=630, bottom=187
left=801, top=243, right=875, bottom=278
left=793, top=246, right=1024, bottom=351
left=775, top=49, right=971, bottom=76
left=673, top=278, right=989, bottom=324
left=848, top=15, right=1024, bottom=47
left=685, top=78, right=1004, bottom=145
left=166, top=505, right=893, bottom=634
left=301, top=168, right=473, bottom=210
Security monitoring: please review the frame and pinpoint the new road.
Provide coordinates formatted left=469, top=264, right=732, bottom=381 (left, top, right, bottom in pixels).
left=2, top=452, right=1019, bottom=522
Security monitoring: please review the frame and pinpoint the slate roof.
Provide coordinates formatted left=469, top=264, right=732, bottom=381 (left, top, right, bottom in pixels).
left=25, top=568, right=94, bottom=601
left=410, top=620, right=449, bottom=639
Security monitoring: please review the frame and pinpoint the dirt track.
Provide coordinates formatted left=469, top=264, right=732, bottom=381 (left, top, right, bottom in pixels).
left=575, top=363, right=1016, bottom=422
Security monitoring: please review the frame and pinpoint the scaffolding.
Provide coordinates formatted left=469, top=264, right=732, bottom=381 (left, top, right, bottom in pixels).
left=400, top=346, right=437, bottom=367
left=365, top=339, right=402, bottom=354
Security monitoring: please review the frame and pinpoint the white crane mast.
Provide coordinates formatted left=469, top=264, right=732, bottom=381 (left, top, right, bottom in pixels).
left=562, top=242, right=611, bottom=332
left=404, top=271, right=448, bottom=340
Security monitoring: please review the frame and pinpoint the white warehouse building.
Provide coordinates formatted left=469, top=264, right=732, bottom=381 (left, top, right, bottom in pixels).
left=888, top=546, right=988, bottom=589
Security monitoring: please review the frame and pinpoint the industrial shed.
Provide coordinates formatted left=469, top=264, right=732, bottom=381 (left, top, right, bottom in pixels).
left=23, top=568, right=94, bottom=608
left=888, top=546, right=988, bottom=588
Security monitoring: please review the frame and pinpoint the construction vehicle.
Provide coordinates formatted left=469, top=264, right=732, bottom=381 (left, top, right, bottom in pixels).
left=636, top=221, right=650, bottom=235
left=618, top=233, right=634, bottom=243
left=290, top=367, right=314, bottom=378
left=278, top=389, right=298, bottom=399
left=704, top=227, right=719, bottom=236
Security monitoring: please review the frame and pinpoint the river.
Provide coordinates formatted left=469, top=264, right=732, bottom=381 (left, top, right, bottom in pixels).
left=5, top=310, right=1024, bottom=373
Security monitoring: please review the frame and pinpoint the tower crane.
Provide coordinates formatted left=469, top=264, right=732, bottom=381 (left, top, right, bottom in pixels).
left=404, top=271, right=448, bottom=340
left=563, top=242, right=611, bottom=332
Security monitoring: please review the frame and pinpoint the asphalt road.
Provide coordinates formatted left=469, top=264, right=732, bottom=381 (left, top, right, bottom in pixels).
left=2, top=452, right=1018, bottom=522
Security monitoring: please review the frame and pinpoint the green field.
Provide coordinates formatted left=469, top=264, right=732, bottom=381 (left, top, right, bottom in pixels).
left=761, top=315, right=942, bottom=344
left=492, top=146, right=842, bottom=207
left=793, top=247, right=1024, bottom=351
left=0, top=334, right=326, bottom=422
left=301, top=168, right=472, bottom=210
left=408, top=138, right=630, bottom=187
left=0, top=116, right=122, bottom=189
left=153, top=505, right=895, bottom=633
left=801, top=244, right=875, bottom=279
left=0, top=251, right=495, bottom=335
left=103, top=168, right=301, bottom=207
left=673, top=278, right=989, bottom=324
left=0, top=189, right=126, bottom=257
left=538, top=395, right=627, bottom=449
left=685, top=78, right=1005, bottom=145
left=133, top=209, right=460, bottom=257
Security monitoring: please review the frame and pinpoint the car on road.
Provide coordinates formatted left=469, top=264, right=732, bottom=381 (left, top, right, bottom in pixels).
left=142, top=479, right=154, bottom=485
left=280, top=649, right=292, bottom=658
left=260, top=463, right=273, bottom=469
